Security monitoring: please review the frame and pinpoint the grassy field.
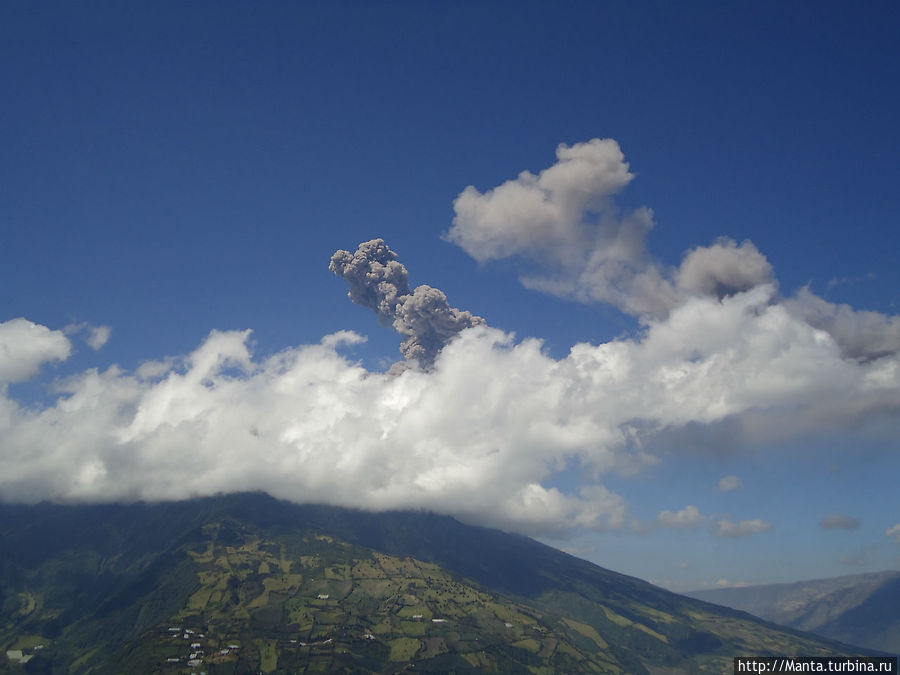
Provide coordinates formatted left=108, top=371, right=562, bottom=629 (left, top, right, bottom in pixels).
left=93, top=521, right=619, bottom=673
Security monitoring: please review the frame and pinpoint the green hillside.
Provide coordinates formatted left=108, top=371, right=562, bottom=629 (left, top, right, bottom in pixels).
left=0, top=494, right=878, bottom=673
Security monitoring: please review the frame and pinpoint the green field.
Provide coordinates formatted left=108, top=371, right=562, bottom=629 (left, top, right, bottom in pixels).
left=0, top=494, right=866, bottom=674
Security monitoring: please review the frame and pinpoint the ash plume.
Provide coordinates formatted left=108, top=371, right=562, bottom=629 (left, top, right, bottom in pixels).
left=330, top=239, right=484, bottom=368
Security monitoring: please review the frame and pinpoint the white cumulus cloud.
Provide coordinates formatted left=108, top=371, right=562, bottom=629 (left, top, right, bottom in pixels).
left=0, top=318, right=71, bottom=384
left=657, top=505, right=705, bottom=529
left=712, top=518, right=773, bottom=538
left=65, top=322, right=112, bottom=350
left=3, top=280, right=898, bottom=536
left=886, top=523, right=900, bottom=543
left=717, top=475, right=743, bottom=492
left=86, top=325, right=112, bottom=350
left=0, top=325, right=636, bottom=536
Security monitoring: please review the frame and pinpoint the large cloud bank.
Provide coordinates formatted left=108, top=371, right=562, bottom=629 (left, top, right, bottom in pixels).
left=2, top=139, right=899, bottom=536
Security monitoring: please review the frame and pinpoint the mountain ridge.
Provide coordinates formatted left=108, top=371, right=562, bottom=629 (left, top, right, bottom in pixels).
left=1, top=493, right=884, bottom=673
left=686, top=571, right=900, bottom=655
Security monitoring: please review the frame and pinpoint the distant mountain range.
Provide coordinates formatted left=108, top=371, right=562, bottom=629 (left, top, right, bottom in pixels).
left=687, top=571, right=900, bottom=655
left=0, top=493, right=882, bottom=673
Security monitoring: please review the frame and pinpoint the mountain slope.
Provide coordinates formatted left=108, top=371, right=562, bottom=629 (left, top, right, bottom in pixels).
left=0, top=493, right=880, bottom=673
left=686, top=572, right=900, bottom=655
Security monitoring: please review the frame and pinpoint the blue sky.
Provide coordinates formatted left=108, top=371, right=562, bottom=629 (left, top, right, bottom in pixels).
left=2, top=1, right=899, bottom=591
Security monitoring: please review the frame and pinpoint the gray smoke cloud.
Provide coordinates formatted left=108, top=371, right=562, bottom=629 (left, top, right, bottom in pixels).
left=329, top=239, right=484, bottom=368
left=446, top=139, right=783, bottom=319
left=676, top=238, right=774, bottom=300
left=784, top=287, right=900, bottom=362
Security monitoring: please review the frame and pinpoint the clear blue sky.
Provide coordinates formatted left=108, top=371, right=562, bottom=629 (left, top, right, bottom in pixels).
left=2, top=1, right=899, bottom=591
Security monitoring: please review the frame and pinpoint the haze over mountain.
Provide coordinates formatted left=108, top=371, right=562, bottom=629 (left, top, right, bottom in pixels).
left=687, top=571, right=900, bottom=655
left=0, top=494, right=882, bottom=674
